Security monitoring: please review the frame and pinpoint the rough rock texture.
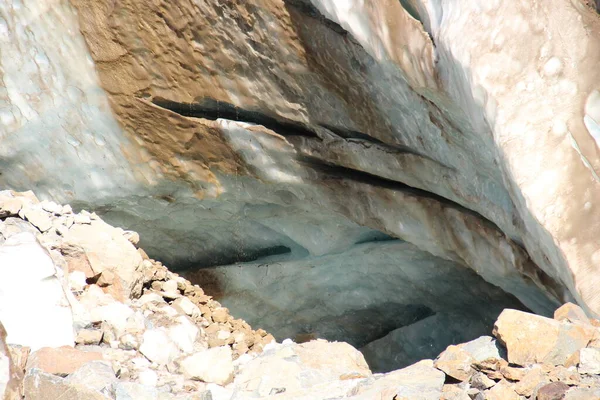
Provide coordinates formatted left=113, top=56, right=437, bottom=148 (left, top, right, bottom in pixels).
left=4, top=0, right=600, bottom=357
left=2, top=193, right=600, bottom=399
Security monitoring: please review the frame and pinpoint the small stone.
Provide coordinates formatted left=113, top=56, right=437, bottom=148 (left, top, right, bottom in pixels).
left=75, top=329, right=103, bottom=345
left=122, top=231, right=140, bottom=246
left=137, top=292, right=165, bottom=306
left=536, top=381, right=570, bottom=400
left=577, top=347, right=600, bottom=374
left=62, top=205, right=73, bottom=214
left=212, top=308, right=229, bottom=324
left=179, top=346, right=234, bottom=385
left=483, top=379, right=519, bottom=400
left=435, top=345, right=476, bottom=381
left=161, top=280, right=180, bottom=299
left=172, top=297, right=201, bottom=318
left=500, top=366, right=525, bottom=381
left=119, top=334, right=139, bottom=351
left=96, top=270, right=115, bottom=287
left=26, top=347, right=103, bottom=376
left=514, top=366, right=548, bottom=397
left=139, top=329, right=179, bottom=366
left=256, top=329, right=268, bottom=337
left=441, top=384, right=471, bottom=400
left=470, top=372, right=495, bottom=390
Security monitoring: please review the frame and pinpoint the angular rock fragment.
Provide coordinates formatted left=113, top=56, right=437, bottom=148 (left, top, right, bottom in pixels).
left=554, top=303, right=591, bottom=325
left=493, top=309, right=595, bottom=366
left=577, top=347, right=600, bottom=375
left=483, top=379, right=519, bottom=400
left=434, top=345, right=475, bottom=381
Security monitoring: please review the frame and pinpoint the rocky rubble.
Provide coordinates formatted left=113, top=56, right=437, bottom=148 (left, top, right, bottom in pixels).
left=3, top=190, right=600, bottom=399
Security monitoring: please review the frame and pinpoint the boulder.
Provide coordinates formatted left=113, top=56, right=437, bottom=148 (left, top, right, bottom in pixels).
left=493, top=309, right=595, bottom=366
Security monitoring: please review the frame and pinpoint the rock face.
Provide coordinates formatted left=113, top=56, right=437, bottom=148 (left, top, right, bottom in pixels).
left=3, top=0, right=600, bottom=377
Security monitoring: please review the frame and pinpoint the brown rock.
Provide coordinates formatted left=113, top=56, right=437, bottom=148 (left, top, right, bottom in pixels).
left=493, top=309, right=596, bottom=366
left=500, top=365, right=526, bottom=381
left=256, top=329, right=268, bottom=337
left=96, top=270, right=115, bottom=287
left=60, top=243, right=96, bottom=278
left=26, top=346, right=103, bottom=376
left=514, top=366, right=548, bottom=397
left=75, top=329, right=103, bottom=345
left=564, top=350, right=580, bottom=369
left=471, top=372, right=496, bottom=390
left=472, top=357, right=508, bottom=373
left=199, top=305, right=212, bottom=321
left=435, top=345, right=476, bottom=381
left=212, top=308, right=230, bottom=323
left=441, top=384, right=471, bottom=400
left=536, top=381, right=570, bottom=400
left=484, top=379, right=519, bottom=400
left=554, top=303, right=591, bottom=325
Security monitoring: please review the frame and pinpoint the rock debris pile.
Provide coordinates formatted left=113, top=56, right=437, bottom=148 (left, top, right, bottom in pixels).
left=1, top=190, right=600, bottom=399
